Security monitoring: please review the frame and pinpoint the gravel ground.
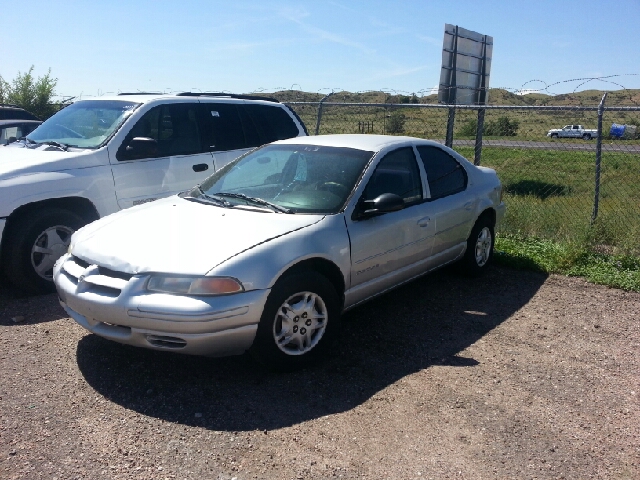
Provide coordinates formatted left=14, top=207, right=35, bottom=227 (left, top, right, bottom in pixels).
left=1, top=266, right=638, bottom=479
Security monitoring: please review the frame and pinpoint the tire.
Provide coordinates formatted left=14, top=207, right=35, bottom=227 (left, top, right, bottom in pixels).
left=2, top=207, right=87, bottom=293
left=250, top=271, right=341, bottom=371
left=460, top=215, right=495, bottom=277
left=583, top=134, right=591, bottom=140
left=550, top=133, right=558, bottom=139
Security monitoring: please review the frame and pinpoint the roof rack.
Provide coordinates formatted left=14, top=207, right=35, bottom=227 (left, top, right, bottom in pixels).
left=176, top=92, right=280, bottom=103
left=117, top=92, right=165, bottom=96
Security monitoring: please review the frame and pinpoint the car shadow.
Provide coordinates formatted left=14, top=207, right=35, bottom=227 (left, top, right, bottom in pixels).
left=0, top=281, right=66, bottom=326
left=76, top=266, right=547, bottom=431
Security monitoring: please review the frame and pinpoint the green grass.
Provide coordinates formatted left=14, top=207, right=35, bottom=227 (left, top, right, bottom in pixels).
left=454, top=146, right=640, bottom=255
left=495, top=234, right=640, bottom=292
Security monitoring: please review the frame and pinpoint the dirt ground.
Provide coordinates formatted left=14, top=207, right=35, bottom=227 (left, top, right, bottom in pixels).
left=1, top=266, right=638, bottom=480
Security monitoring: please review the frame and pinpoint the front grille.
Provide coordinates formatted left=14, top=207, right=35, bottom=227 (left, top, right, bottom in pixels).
left=62, top=256, right=133, bottom=297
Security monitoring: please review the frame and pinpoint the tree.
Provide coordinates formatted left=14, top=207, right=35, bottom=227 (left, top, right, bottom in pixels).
left=0, top=66, right=60, bottom=119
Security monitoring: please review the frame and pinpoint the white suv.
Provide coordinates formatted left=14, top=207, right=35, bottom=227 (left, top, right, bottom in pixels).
left=0, top=93, right=307, bottom=292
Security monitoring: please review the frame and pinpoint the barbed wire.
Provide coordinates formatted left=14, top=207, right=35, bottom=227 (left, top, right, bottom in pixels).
left=50, top=74, right=640, bottom=106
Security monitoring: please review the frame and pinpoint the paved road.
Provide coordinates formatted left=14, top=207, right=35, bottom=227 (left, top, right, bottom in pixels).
left=450, top=139, right=640, bottom=153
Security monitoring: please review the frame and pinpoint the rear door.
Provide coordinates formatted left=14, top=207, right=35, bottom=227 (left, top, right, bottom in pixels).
left=110, top=102, right=214, bottom=209
left=199, top=101, right=251, bottom=170
left=416, top=145, right=476, bottom=261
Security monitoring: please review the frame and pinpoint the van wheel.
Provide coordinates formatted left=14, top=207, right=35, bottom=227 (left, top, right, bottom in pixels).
left=3, top=208, right=86, bottom=293
left=583, top=133, right=591, bottom=140
left=461, top=216, right=494, bottom=276
left=250, top=271, right=340, bottom=371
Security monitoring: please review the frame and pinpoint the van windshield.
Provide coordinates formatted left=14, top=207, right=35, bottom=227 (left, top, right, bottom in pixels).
left=28, top=100, right=140, bottom=148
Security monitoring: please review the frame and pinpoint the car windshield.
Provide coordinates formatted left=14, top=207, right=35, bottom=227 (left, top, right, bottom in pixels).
left=195, top=144, right=374, bottom=214
left=27, top=100, right=140, bottom=148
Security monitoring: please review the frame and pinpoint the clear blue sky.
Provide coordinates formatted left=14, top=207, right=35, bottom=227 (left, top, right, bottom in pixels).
left=3, top=0, right=639, bottom=99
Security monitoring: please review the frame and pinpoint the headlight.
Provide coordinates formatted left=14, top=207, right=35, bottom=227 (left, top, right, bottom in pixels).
left=146, top=276, right=244, bottom=296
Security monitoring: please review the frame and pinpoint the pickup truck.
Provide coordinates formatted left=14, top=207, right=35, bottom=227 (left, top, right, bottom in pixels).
left=0, top=93, right=307, bottom=292
left=546, top=125, right=598, bottom=140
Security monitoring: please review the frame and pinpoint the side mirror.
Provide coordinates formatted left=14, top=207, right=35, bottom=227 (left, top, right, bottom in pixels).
left=125, top=137, right=158, bottom=159
left=355, top=193, right=405, bottom=219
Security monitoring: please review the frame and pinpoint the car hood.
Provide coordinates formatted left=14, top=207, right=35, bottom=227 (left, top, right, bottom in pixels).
left=71, top=196, right=325, bottom=276
left=0, top=145, right=101, bottom=179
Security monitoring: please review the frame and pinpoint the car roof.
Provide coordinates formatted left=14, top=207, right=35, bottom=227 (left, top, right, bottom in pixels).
left=76, top=93, right=283, bottom=105
left=272, top=134, right=445, bottom=152
left=0, top=119, right=42, bottom=127
left=0, top=105, right=40, bottom=121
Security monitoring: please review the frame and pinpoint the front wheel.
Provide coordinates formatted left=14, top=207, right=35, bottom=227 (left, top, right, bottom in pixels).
left=460, top=216, right=494, bottom=276
left=550, top=133, right=558, bottom=139
left=2, top=208, right=87, bottom=293
left=250, top=271, right=341, bottom=371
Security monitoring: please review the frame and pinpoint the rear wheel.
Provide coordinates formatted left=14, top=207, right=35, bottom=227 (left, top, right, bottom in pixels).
left=460, top=215, right=494, bottom=276
left=2, top=207, right=86, bottom=293
left=250, top=271, right=341, bottom=371
left=583, top=133, right=591, bottom=140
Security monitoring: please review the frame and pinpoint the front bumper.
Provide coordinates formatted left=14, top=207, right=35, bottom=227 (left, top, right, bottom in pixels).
left=54, top=254, right=270, bottom=357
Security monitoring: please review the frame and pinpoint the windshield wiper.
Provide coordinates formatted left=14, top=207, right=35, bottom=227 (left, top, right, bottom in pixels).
left=185, top=186, right=233, bottom=207
left=215, top=192, right=292, bottom=213
left=38, top=141, right=70, bottom=151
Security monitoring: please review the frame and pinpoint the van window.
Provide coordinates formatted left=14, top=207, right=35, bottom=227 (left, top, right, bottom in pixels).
left=239, top=104, right=299, bottom=147
left=200, top=103, right=247, bottom=152
left=117, top=103, right=205, bottom=160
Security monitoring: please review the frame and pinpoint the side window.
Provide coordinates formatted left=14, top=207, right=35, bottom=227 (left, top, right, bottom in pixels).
left=0, top=126, right=20, bottom=144
left=362, top=147, right=422, bottom=205
left=200, top=103, right=247, bottom=152
left=117, top=103, right=204, bottom=160
left=239, top=104, right=300, bottom=147
left=416, top=146, right=467, bottom=200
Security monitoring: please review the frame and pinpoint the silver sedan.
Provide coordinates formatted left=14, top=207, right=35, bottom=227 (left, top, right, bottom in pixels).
left=54, top=135, right=505, bottom=370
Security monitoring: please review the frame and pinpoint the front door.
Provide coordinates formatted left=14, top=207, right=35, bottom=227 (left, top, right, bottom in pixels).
left=345, top=147, right=436, bottom=305
left=110, top=102, right=214, bottom=209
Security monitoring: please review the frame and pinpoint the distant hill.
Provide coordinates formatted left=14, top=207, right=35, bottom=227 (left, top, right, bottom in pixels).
left=262, top=88, right=640, bottom=107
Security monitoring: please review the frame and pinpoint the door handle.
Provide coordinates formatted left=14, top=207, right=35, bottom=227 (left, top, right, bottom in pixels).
left=464, top=201, right=473, bottom=211
left=192, top=163, right=209, bottom=172
left=417, top=217, right=430, bottom=227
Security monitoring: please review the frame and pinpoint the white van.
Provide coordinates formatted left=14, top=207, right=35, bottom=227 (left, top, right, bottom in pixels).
left=0, top=93, right=307, bottom=292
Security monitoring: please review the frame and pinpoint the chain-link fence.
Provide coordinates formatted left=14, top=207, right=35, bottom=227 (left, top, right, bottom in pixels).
left=285, top=97, right=640, bottom=256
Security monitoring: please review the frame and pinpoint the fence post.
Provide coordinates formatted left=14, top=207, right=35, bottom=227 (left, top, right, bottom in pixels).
left=445, top=107, right=456, bottom=148
left=474, top=108, right=485, bottom=165
left=591, top=92, right=608, bottom=224
left=314, top=92, right=334, bottom=136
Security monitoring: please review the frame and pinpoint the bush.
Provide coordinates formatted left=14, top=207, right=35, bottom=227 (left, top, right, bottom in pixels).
left=485, top=116, right=519, bottom=136
left=458, top=116, right=519, bottom=137
left=459, top=118, right=477, bottom=136
left=386, top=112, right=406, bottom=134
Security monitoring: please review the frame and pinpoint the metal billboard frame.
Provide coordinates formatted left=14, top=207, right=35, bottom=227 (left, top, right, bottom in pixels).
left=438, top=24, right=493, bottom=105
